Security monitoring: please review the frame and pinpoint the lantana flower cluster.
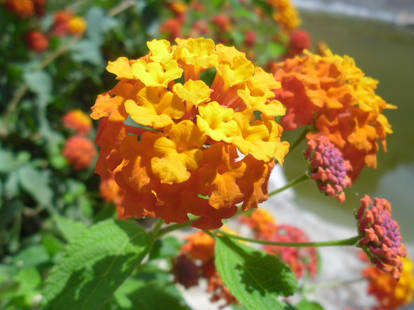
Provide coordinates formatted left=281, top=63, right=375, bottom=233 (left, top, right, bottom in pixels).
left=363, top=256, right=414, bottom=310
left=91, top=38, right=289, bottom=229
left=356, top=195, right=406, bottom=280
left=274, top=48, right=396, bottom=180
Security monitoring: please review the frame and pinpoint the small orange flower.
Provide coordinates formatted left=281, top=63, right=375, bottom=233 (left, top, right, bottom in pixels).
left=68, top=16, right=87, bottom=35
left=364, top=257, right=414, bottom=310
left=25, top=31, right=49, bottom=52
left=181, top=230, right=215, bottom=262
left=239, top=209, right=277, bottom=238
left=63, top=110, right=92, bottom=135
left=268, top=0, right=301, bottom=32
left=63, top=135, right=97, bottom=170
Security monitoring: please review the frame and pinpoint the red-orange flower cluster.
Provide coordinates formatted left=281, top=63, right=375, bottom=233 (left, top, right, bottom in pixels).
left=63, top=135, right=96, bottom=170
left=63, top=110, right=93, bottom=135
left=91, top=38, right=289, bottom=229
left=357, top=195, right=406, bottom=280
left=274, top=49, right=396, bottom=180
left=25, top=30, right=49, bottom=52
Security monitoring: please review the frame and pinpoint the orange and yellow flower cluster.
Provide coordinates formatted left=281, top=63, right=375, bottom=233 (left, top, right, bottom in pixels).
left=268, top=0, right=301, bottom=32
left=274, top=49, right=396, bottom=180
left=91, top=38, right=289, bottom=229
left=364, top=257, right=414, bottom=309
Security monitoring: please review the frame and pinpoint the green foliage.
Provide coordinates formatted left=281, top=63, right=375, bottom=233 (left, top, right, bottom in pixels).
left=113, top=270, right=190, bottom=309
left=215, top=236, right=299, bottom=310
left=42, top=219, right=150, bottom=310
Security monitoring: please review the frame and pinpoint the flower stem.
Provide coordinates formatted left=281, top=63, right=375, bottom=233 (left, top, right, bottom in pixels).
left=268, top=173, right=310, bottom=197
left=301, top=277, right=365, bottom=293
left=215, top=230, right=360, bottom=247
left=157, top=218, right=198, bottom=238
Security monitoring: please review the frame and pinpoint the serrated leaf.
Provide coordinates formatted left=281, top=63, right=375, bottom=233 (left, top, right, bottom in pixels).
left=215, top=236, right=298, bottom=310
left=297, top=298, right=324, bottom=310
left=18, top=165, right=52, bottom=206
left=42, top=219, right=150, bottom=310
left=54, top=215, right=87, bottom=243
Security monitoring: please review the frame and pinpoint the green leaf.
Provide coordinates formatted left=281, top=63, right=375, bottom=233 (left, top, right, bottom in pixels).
left=70, top=40, right=103, bottom=66
left=150, top=236, right=183, bottom=260
left=113, top=272, right=189, bottom=310
left=12, top=245, right=50, bottom=268
left=85, top=7, right=117, bottom=45
left=215, top=236, right=298, bottom=310
left=297, top=298, right=324, bottom=310
left=23, top=71, right=52, bottom=105
left=18, top=165, right=53, bottom=206
left=54, top=215, right=87, bottom=243
left=42, top=219, right=150, bottom=310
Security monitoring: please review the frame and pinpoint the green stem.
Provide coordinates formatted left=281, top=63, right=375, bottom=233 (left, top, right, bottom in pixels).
left=215, top=230, right=360, bottom=247
left=290, top=127, right=310, bottom=152
left=157, top=218, right=198, bottom=238
left=301, top=277, right=365, bottom=293
left=268, top=173, right=310, bottom=197
left=145, top=219, right=164, bottom=254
